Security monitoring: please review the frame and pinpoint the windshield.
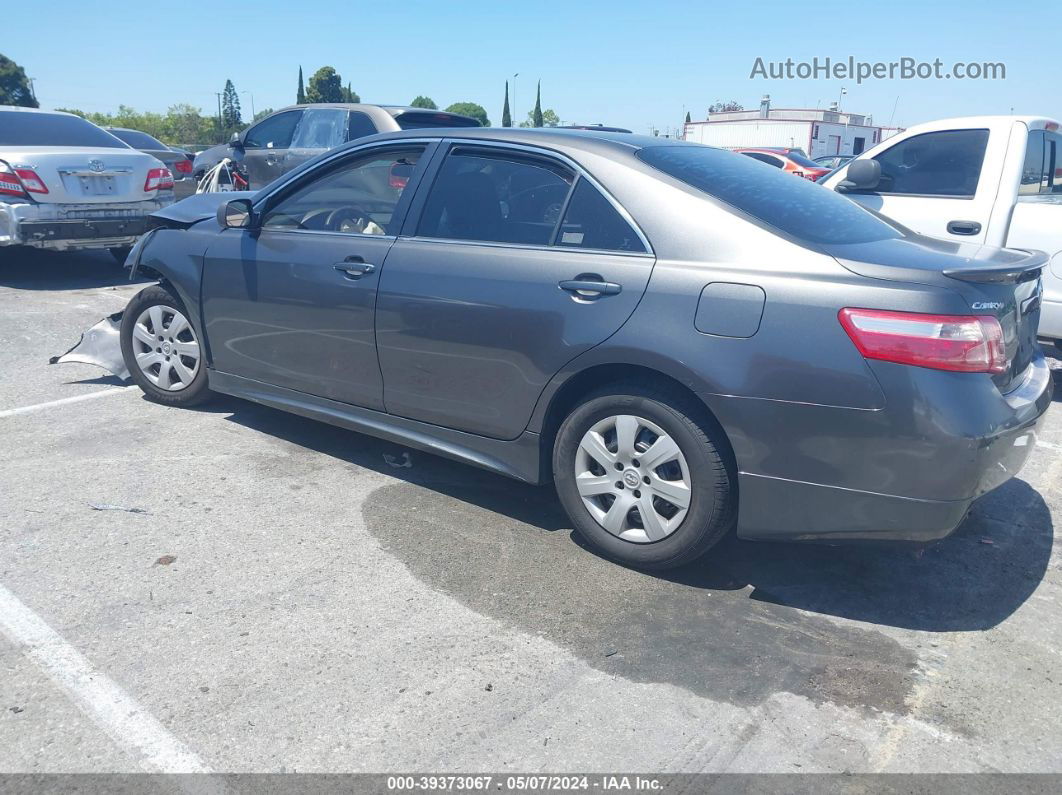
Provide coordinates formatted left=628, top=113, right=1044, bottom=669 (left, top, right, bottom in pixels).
left=109, top=128, right=167, bottom=150
left=638, top=145, right=901, bottom=245
left=0, top=112, right=130, bottom=148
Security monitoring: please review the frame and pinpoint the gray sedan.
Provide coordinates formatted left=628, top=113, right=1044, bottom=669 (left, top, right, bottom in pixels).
left=118, top=128, right=1051, bottom=569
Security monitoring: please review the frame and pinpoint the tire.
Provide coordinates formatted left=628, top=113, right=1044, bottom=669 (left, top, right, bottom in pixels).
left=552, top=382, right=736, bottom=570
left=120, top=284, right=212, bottom=407
left=110, top=246, right=133, bottom=264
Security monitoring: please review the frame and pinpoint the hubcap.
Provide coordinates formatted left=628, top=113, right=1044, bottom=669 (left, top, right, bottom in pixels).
left=574, top=414, right=692, bottom=543
left=131, top=305, right=200, bottom=392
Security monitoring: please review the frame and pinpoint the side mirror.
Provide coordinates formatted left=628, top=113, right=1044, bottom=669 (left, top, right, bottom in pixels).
left=217, top=198, right=256, bottom=230
left=837, top=159, right=881, bottom=192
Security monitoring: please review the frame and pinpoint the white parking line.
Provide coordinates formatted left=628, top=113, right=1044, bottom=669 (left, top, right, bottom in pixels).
left=0, top=581, right=211, bottom=773
left=1037, top=440, right=1062, bottom=453
left=0, top=386, right=137, bottom=419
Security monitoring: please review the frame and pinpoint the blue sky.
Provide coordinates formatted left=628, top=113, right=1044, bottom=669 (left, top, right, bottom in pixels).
left=5, top=0, right=1048, bottom=133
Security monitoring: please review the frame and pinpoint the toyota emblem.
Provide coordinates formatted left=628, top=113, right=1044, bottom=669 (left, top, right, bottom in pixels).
left=88, top=159, right=105, bottom=173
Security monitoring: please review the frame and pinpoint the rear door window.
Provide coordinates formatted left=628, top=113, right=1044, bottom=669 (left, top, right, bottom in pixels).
left=244, top=111, right=301, bottom=149
left=1048, top=133, right=1062, bottom=193
left=555, top=179, right=646, bottom=252
left=289, top=108, right=347, bottom=150
left=872, top=129, right=989, bottom=196
left=638, top=144, right=900, bottom=245
left=417, top=148, right=574, bottom=246
left=0, top=111, right=128, bottom=148
left=1020, top=131, right=1046, bottom=195
left=348, top=112, right=378, bottom=141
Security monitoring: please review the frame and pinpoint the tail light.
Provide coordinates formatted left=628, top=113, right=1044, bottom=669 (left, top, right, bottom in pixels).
left=173, top=159, right=193, bottom=175
left=839, top=308, right=1007, bottom=374
left=0, top=161, right=48, bottom=196
left=144, top=167, right=174, bottom=191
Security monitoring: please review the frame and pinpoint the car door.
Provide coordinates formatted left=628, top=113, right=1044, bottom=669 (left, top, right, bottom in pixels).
left=201, top=142, right=434, bottom=410
left=282, top=107, right=349, bottom=174
left=241, top=109, right=302, bottom=189
left=836, top=127, right=996, bottom=243
left=375, top=143, right=655, bottom=440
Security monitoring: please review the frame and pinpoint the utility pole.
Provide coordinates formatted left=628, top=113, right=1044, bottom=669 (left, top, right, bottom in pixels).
left=215, top=92, right=223, bottom=143
left=241, top=91, right=255, bottom=119
left=512, top=73, right=519, bottom=126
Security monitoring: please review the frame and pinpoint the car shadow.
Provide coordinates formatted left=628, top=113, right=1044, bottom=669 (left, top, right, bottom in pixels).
left=221, top=397, right=1053, bottom=635
left=0, top=248, right=152, bottom=290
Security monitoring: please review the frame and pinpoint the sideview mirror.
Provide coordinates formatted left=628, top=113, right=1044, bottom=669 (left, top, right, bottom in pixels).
left=217, top=198, right=256, bottom=230
left=837, top=159, right=881, bottom=192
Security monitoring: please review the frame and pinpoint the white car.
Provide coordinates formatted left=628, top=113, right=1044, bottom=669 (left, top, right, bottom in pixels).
left=821, top=115, right=1062, bottom=346
left=0, top=106, right=175, bottom=261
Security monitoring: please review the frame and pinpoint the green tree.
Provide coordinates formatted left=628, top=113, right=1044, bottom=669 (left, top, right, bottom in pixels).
left=340, top=82, right=360, bottom=103
left=221, top=79, right=242, bottom=131
left=532, top=81, right=543, bottom=127
left=297, top=66, right=306, bottom=104
left=252, top=108, right=274, bottom=122
left=306, top=66, right=344, bottom=103
left=519, top=108, right=558, bottom=128
left=444, top=102, right=490, bottom=127
left=411, top=95, right=437, bottom=109
left=685, top=111, right=692, bottom=123
left=501, top=82, right=511, bottom=127
left=0, top=53, right=38, bottom=108
left=708, top=101, right=743, bottom=113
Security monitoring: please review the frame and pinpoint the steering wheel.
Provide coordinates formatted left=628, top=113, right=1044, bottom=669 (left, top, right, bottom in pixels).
left=508, top=183, right=569, bottom=224
left=325, top=205, right=378, bottom=234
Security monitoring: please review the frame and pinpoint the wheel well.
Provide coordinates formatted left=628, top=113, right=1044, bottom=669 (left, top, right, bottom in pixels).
left=537, top=363, right=736, bottom=482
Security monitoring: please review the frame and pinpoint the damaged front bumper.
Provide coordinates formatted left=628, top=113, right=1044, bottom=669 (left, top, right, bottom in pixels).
left=0, top=198, right=172, bottom=252
left=50, top=312, right=130, bottom=380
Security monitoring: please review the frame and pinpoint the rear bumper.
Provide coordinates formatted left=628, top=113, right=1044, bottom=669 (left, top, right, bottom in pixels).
left=0, top=197, right=172, bottom=251
left=710, top=355, right=1053, bottom=543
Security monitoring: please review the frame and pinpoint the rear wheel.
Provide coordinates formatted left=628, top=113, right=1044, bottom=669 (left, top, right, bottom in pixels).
left=552, top=383, right=736, bottom=570
left=120, top=284, right=212, bottom=407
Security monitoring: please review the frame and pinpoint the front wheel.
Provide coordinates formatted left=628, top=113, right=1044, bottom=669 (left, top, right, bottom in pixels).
left=552, top=384, right=736, bottom=570
left=120, top=284, right=212, bottom=406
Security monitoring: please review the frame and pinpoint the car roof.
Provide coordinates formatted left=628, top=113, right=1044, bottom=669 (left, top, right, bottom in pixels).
left=0, top=105, right=79, bottom=117
left=337, top=126, right=690, bottom=158
left=266, top=103, right=474, bottom=117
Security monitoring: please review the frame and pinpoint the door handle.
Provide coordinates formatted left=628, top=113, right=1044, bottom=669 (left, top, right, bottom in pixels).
left=947, top=220, right=982, bottom=236
left=334, top=260, right=376, bottom=279
left=559, top=279, right=622, bottom=297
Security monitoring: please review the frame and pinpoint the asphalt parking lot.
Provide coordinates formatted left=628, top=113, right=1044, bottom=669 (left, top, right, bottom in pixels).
left=1, top=248, right=1061, bottom=775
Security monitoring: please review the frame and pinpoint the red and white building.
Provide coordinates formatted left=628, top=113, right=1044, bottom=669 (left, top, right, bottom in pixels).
left=683, top=96, right=903, bottom=158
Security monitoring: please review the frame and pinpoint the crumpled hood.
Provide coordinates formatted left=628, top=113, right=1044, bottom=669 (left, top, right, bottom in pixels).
left=148, top=191, right=255, bottom=229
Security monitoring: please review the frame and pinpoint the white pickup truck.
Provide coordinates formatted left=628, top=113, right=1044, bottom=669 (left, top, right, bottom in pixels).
left=822, top=116, right=1062, bottom=346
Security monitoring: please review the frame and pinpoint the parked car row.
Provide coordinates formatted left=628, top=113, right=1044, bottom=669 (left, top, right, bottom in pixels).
left=0, top=106, right=177, bottom=261
left=193, top=104, right=481, bottom=189
left=117, top=125, right=1052, bottom=571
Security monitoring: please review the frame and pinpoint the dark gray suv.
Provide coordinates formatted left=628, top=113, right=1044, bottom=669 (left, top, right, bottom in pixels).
left=120, top=128, right=1052, bottom=570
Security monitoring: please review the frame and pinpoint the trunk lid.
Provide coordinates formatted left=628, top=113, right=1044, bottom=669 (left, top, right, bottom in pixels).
left=1, top=146, right=166, bottom=204
left=825, top=234, right=1046, bottom=394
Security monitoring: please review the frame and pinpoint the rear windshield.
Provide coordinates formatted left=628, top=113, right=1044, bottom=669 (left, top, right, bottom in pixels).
left=638, top=145, right=901, bottom=245
left=785, top=151, right=824, bottom=168
left=0, top=112, right=129, bottom=148
left=394, top=111, right=481, bottom=129
left=109, top=129, right=167, bottom=150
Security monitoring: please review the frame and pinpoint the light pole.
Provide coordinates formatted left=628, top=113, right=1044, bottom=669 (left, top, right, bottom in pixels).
left=837, top=86, right=847, bottom=112
left=240, top=91, right=255, bottom=120
left=512, top=73, right=519, bottom=126
left=215, top=92, right=224, bottom=143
